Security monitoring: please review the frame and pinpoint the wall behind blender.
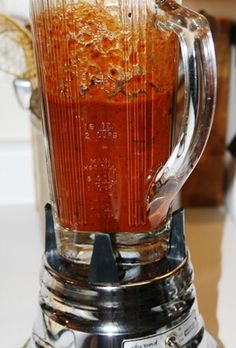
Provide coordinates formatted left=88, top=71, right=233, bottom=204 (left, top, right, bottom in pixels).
left=0, top=0, right=35, bottom=204
left=184, top=0, right=236, bottom=20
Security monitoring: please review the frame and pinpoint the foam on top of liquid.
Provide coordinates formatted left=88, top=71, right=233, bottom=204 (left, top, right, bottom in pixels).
left=35, top=2, right=176, bottom=99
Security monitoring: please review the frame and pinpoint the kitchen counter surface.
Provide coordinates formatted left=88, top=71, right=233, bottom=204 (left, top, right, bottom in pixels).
left=0, top=204, right=235, bottom=348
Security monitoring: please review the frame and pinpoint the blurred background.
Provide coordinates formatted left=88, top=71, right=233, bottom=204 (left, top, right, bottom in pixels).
left=0, top=1, right=236, bottom=348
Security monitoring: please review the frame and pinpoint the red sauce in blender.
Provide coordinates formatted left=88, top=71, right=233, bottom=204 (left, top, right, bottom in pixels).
left=34, top=3, right=178, bottom=232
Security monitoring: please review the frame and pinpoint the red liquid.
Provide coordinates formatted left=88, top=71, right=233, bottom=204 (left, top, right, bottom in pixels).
left=34, top=3, right=178, bottom=232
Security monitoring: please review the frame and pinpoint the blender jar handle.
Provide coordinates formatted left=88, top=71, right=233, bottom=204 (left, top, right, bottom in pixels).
left=147, top=0, right=217, bottom=224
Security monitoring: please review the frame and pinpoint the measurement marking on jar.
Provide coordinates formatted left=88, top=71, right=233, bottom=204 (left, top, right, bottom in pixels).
left=84, top=157, right=117, bottom=192
left=84, top=122, right=118, bottom=140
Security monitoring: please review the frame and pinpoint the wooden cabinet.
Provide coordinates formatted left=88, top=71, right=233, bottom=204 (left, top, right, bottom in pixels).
left=181, top=3, right=235, bottom=207
left=184, top=0, right=236, bottom=20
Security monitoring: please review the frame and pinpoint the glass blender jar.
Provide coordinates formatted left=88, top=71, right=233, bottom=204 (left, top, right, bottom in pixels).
left=28, top=0, right=217, bottom=347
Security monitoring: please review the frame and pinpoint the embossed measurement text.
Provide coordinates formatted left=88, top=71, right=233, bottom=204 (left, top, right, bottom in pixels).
left=84, top=157, right=117, bottom=192
left=84, top=122, right=118, bottom=140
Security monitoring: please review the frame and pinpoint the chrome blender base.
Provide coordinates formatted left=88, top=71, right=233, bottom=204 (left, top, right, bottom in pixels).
left=28, top=261, right=218, bottom=348
left=29, top=320, right=217, bottom=348
left=28, top=208, right=218, bottom=348
left=28, top=331, right=217, bottom=348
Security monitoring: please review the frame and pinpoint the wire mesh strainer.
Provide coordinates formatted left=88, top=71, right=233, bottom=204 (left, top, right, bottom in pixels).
left=0, top=13, right=36, bottom=78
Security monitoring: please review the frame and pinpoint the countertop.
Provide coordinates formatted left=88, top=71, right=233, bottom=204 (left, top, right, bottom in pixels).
left=0, top=204, right=235, bottom=348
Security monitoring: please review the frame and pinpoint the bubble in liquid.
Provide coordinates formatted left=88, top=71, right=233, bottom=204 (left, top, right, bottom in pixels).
left=104, top=77, right=123, bottom=97
left=77, top=32, right=93, bottom=45
left=80, top=84, right=88, bottom=96
left=107, top=64, right=123, bottom=81
left=100, top=35, right=117, bottom=52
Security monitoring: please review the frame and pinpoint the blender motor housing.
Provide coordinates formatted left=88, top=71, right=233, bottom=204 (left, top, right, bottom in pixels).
left=27, top=206, right=218, bottom=348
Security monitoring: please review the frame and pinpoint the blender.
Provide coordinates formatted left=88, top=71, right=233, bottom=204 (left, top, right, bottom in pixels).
left=28, top=0, right=217, bottom=347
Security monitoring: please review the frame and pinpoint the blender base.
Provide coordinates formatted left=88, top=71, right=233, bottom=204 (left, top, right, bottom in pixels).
left=28, top=260, right=218, bottom=348
left=29, top=319, right=217, bottom=348
left=28, top=208, right=218, bottom=348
